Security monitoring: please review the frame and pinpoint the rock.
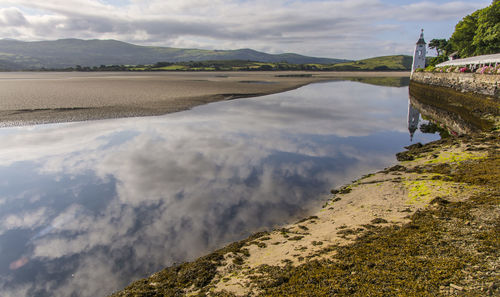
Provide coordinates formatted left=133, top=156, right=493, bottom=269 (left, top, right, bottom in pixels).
left=370, top=218, right=388, bottom=224
left=396, top=151, right=414, bottom=161
left=404, top=142, right=423, bottom=150
left=430, top=197, right=450, bottom=206
left=338, top=187, right=352, bottom=194
left=387, top=165, right=407, bottom=172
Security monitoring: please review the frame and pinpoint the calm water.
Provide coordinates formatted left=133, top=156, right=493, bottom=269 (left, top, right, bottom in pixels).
left=0, top=80, right=438, bottom=297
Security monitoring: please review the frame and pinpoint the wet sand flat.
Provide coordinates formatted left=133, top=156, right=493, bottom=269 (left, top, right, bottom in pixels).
left=0, top=71, right=409, bottom=126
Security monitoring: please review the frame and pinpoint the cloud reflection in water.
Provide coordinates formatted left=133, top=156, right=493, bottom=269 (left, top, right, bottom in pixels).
left=0, top=81, right=439, bottom=297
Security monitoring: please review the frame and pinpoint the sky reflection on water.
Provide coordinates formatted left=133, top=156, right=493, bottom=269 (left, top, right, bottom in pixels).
left=0, top=80, right=439, bottom=297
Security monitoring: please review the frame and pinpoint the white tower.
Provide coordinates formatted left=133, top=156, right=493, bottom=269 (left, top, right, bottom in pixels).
left=411, top=29, right=426, bottom=72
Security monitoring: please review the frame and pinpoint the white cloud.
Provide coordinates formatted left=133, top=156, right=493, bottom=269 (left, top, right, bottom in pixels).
left=0, top=7, right=28, bottom=26
left=0, top=207, right=49, bottom=235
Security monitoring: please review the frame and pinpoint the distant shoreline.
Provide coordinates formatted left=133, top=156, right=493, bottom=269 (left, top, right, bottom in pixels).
left=0, top=71, right=409, bottom=127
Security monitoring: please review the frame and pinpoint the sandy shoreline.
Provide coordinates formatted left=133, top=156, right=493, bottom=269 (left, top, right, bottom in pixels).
left=110, top=132, right=499, bottom=297
left=108, top=81, right=499, bottom=296
left=0, top=71, right=409, bottom=127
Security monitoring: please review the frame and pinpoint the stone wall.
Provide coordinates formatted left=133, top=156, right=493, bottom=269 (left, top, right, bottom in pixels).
left=411, top=72, right=499, bottom=100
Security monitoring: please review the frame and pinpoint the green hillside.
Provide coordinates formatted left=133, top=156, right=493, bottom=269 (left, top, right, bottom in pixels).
left=0, top=39, right=348, bottom=70
left=328, top=55, right=413, bottom=71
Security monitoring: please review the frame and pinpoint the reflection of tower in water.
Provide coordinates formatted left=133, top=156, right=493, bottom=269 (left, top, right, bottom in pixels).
left=408, top=98, right=420, bottom=141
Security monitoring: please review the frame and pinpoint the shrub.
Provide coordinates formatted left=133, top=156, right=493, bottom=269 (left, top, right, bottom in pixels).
left=424, top=66, right=435, bottom=72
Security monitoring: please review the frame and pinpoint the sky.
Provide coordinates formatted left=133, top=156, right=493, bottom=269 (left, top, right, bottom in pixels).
left=0, top=0, right=491, bottom=59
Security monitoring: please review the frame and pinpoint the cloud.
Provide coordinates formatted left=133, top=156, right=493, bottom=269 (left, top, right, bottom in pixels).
left=0, top=7, right=28, bottom=26
left=0, top=207, right=49, bottom=235
left=0, top=0, right=488, bottom=58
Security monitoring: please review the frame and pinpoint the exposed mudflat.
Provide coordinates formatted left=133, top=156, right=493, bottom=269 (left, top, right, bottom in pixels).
left=0, top=71, right=409, bottom=127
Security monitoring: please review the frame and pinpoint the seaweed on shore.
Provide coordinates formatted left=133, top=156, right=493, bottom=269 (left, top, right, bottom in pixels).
left=110, top=134, right=499, bottom=297
left=109, top=231, right=269, bottom=297
left=250, top=146, right=499, bottom=296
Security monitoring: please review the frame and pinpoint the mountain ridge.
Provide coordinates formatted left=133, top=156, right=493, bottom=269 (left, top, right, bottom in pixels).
left=0, top=38, right=349, bottom=70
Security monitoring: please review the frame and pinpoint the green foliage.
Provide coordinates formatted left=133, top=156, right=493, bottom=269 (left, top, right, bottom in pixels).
left=419, top=122, right=451, bottom=138
left=428, top=38, right=449, bottom=56
left=449, top=1, right=500, bottom=57
left=450, top=11, right=480, bottom=57
left=472, top=1, right=500, bottom=55
left=428, top=55, right=448, bottom=67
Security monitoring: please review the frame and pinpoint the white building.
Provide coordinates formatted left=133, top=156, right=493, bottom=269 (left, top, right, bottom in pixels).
left=411, top=29, right=426, bottom=73
left=436, top=53, right=500, bottom=70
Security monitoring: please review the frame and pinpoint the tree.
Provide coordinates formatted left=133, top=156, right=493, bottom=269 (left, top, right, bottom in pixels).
left=449, top=10, right=480, bottom=57
left=428, top=39, right=449, bottom=56
left=449, top=1, right=499, bottom=57
left=472, top=1, right=500, bottom=55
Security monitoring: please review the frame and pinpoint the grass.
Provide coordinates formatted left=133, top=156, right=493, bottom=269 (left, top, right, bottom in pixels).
left=329, top=55, right=412, bottom=71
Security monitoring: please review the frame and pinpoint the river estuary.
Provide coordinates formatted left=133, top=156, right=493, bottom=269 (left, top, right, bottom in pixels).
left=0, top=79, right=440, bottom=297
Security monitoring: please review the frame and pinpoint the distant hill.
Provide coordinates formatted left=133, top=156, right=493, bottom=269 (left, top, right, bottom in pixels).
left=329, top=55, right=413, bottom=71
left=0, top=39, right=349, bottom=70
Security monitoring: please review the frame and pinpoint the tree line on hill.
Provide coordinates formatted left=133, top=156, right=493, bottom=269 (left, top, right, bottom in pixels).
left=31, top=56, right=412, bottom=72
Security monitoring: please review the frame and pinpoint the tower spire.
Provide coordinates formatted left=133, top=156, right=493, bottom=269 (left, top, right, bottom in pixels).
left=416, top=29, right=426, bottom=45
